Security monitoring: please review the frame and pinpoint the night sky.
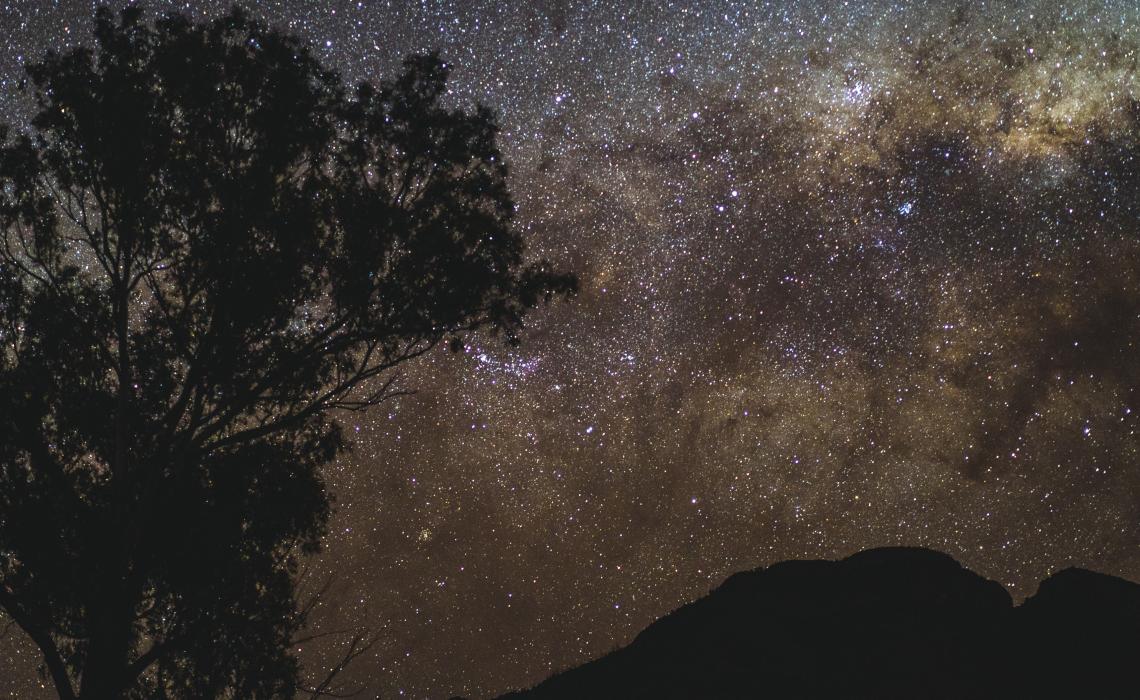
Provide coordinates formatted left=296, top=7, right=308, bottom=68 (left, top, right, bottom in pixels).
left=3, top=1, right=1140, bottom=697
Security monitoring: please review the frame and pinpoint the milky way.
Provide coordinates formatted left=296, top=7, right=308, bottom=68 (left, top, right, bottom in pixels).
left=2, top=1, right=1139, bottom=697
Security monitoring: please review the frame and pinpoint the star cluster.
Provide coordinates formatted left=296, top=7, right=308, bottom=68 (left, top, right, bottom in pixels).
left=2, top=1, right=1139, bottom=698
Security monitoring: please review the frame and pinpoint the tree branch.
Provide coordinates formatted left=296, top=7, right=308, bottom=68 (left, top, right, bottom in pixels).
left=0, top=584, right=77, bottom=700
left=301, top=630, right=381, bottom=700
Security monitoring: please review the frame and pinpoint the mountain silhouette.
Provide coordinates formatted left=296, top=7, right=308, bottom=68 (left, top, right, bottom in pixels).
left=499, top=547, right=1140, bottom=699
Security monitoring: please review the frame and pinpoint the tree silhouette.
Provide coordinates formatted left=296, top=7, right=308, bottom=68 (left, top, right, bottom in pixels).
left=0, top=7, right=574, bottom=699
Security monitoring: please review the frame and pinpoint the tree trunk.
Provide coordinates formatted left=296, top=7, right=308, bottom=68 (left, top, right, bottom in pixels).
left=77, top=578, right=136, bottom=699
left=80, top=265, right=138, bottom=699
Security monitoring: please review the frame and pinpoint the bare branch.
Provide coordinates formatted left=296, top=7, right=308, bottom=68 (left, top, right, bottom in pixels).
left=301, top=630, right=382, bottom=700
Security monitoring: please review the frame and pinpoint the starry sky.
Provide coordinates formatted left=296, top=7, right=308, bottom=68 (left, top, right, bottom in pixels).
left=2, top=1, right=1140, bottom=697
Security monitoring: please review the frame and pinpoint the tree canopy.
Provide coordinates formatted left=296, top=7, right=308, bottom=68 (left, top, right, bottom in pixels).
left=0, top=6, right=574, bottom=699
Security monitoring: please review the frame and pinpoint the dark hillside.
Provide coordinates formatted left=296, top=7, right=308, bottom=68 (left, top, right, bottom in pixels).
left=501, top=548, right=1140, bottom=699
